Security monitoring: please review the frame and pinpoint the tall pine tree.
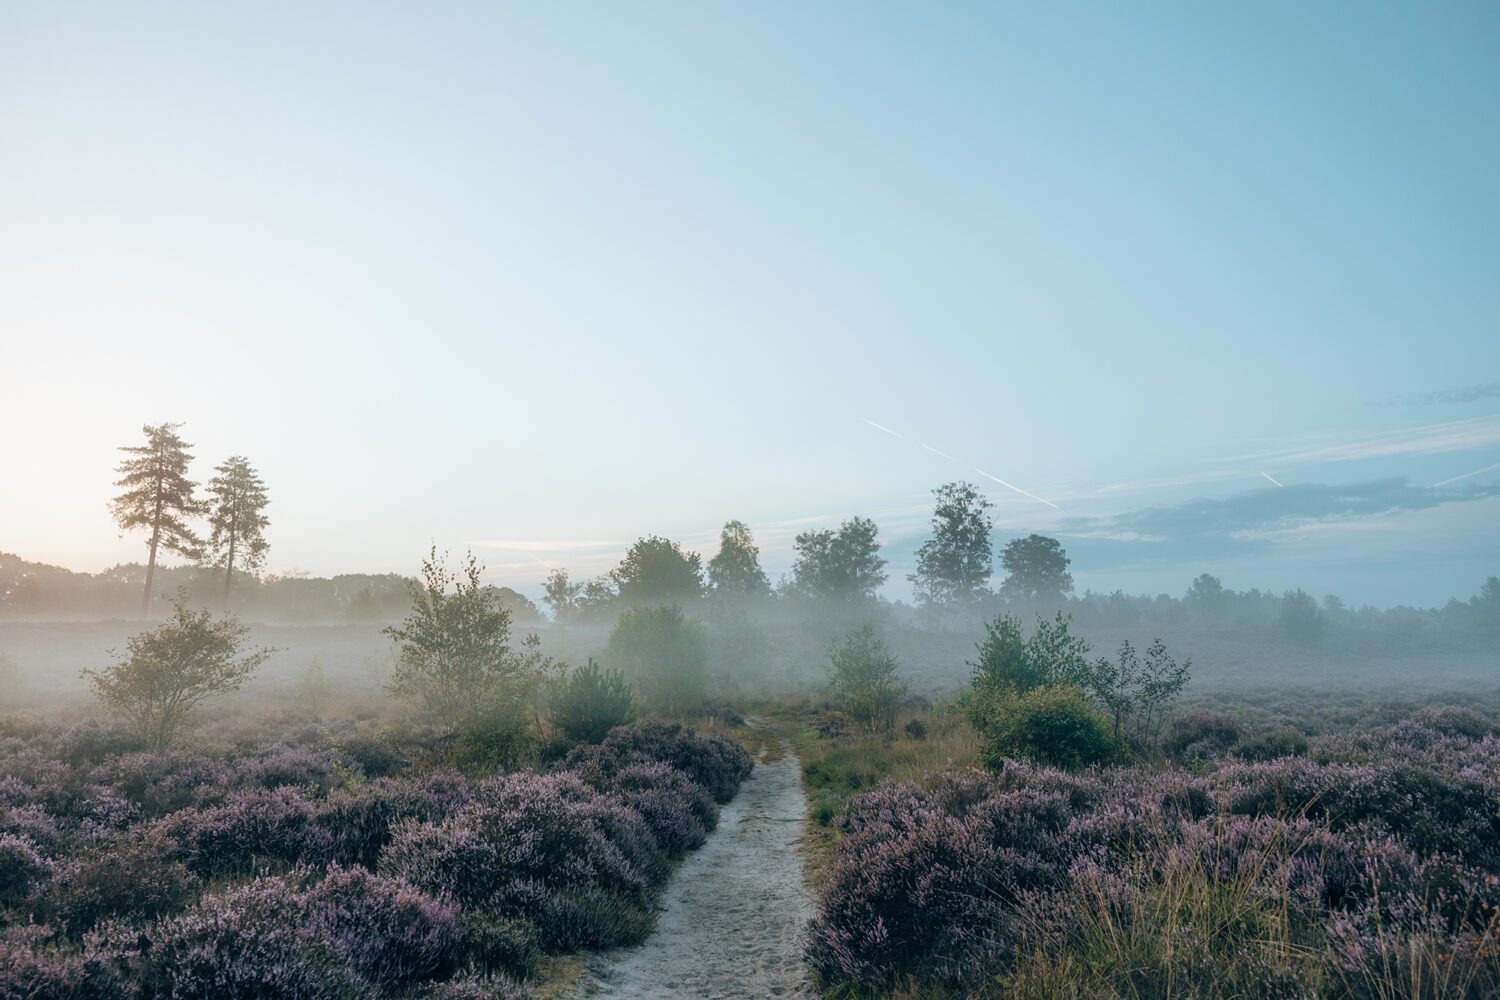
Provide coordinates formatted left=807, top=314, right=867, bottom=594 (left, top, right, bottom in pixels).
left=110, top=423, right=204, bottom=617
left=205, top=455, right=271, bottom=605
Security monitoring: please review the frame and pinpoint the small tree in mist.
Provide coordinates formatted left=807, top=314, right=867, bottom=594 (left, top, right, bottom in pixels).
left=708, top=520, right=772, bottom=605
left=110, top=423, right=205, bottom=618
left=384, top=548, right=545, bottom=727
left=998, top=534, right=1073, bottom=606
left=204, top=455, right=270, bottom=606
left=910, top=482, right=993, bottom=615
left=1185, top=573, right=1228, bottom=617
left=84, top=591, right=273, bottom=750
left=605, top=605, right=709, bottom=715
left=551, top=658, right=637, bottom=744
left=827, top=625, right=905, bottom=734
left=612, top=536, right=705, bottom=608
left=1087, top=638, right=1190, bottom=745
left=542, top=568, right=581, bottom=626
left=789, top=517, right=887, bottom=611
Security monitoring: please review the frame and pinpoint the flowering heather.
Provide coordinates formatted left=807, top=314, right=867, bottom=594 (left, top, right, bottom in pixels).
left=808, top=702, right=1500, bottom=996
left=303, top=864, right=466, bottom=989
left=316, top=770, right=472, bottom=867
left=154, top=785, right=331, bottom=876
left=380, top=771, right=657, bottom=950
left=0, top=833, right=51, bottom=907
left=561, top=719, right=752, bottom=803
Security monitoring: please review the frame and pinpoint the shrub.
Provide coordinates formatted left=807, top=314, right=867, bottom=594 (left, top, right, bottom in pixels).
left=304, top=864, right=465, bottom=990
left=42, top=833, right=199, bottom=934
left=129, top=876, right=361, bottom=1000
left=561, top=720, right=751, bottom=804
left=0, top=925, right=126, bottom=1000
left=56, top=720, right=146, bottom=766
left=380, top=772, right=658, bottom=950
left=976, top=684, right=1114, bottom=771
left=1232, top=728, right=1309, bottom=761
left=335, top=733, right=408, bottom=778
left=826, top=626, right=905, bottom=734
left=904, top=718, right=928, bottom=741
left=0, top=832, right=51, bottom=906
left=316, top=771, right=471, bottom=868
left=551, top=659, right=637, bottom=745
left=96, top=750, right=233, bottom=817
left=462, top=913, right=540, bottom=979
left=1163, top=710, right=1244, bottom=761
left=239, top=744, right=343, bottom=792
left=421, top=974, right=532, bottom=1000
left=596, top=761, right=716, bottom=855
left=155, top=786, right=330, bottom=876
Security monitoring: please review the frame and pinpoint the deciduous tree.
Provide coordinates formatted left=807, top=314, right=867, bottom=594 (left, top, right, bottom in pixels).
left=910, top=482, right=993, bottom=611
left=998, top=534, right=1073, bottom=606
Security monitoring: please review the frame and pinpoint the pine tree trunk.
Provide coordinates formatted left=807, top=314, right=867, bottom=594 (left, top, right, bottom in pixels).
left=140, top=467, right=165, bottom=619
left=224, top=511, right=237, bottom=609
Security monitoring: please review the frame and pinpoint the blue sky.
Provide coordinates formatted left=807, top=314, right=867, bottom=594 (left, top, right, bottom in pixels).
left=2, top=3, right=1497, bottom=607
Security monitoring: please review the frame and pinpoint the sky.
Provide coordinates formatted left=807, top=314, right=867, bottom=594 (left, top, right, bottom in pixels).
left=2, top=2, right=1497, bottom=608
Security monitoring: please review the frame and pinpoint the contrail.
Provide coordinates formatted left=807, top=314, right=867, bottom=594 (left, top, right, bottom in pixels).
left=1259, top=471, right=1285, bottom=488
left=1432, top=461, right=1500, bottom=488
left=861, top=417, right=1060, bottom=511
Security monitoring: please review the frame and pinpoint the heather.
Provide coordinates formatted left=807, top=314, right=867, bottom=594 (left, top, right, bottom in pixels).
left=0, top=715, right=752, bottom=998
left=805, top=697, right=1500, bottom=997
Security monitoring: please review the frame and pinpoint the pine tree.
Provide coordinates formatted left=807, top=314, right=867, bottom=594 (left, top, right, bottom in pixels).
left=204, top=455, right=271, bottom=606
left=110, top=423, right=204, bottom=617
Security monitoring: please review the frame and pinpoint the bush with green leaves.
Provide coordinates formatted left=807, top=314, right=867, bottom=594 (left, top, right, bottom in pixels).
left=82, top=593, right=273, bottom=750
left=975, top=684, right=1115, bottom=771
left=552, top=660, right=637, bottom=745
left=605, top=605, right=709, bottom=715
left=826, top=626, right=905, bottom=734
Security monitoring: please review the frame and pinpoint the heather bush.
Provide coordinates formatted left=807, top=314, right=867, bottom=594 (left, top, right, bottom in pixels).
left=127, top=876, right=362, bottom=1000
left=1232, top=727, right=1308, bottom=761
left=96, top=750, right=234, bottom=817
left=461, top=913, right=541, bottom=979
left=381, top=771, right=657, bottom=950
left=155, top=786, right=330, bottom=876
left=336, top=732, right=409, bottom=778
left=602, top=761, right=717, bottom=855
left=420, top=973, right=532, bottom=1000
left=239, top=743, right=346, bottom=793
left=56, top=719, right=147, bottom=766
left=1163, top=709, right=1244, bottom=761
left=40, top=832, right=200, bottom=934
left=0, top=925, right=126, bottom=1000
left=303, top=864, right=465, bottom=990
left=562, top=720, right=752, bottom=803
left=0, top=832, right=52, bottom=907
left=316, top=771, right=472, bottom=868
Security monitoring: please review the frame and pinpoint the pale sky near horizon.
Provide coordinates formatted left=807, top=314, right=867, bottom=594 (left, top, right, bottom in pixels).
left=2, top=3, right=1498, bottom=607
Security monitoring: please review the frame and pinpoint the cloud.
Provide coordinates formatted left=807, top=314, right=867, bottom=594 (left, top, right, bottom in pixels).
left=1371, top=382, right=1500, bottom=407
left=1210, top=415, right=1500, bottom=467
left=1045, top=477, right=1500, bottom=569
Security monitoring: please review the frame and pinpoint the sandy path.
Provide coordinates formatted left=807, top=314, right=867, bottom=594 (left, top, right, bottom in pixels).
left=578, top=739, right=816, bottom=999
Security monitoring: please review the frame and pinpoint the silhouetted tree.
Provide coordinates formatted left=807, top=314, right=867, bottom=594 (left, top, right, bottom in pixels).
left=998, top=534, right=1073, bottom=605
left=611, top=536, right=704, bottom=608
left=84, top=591, right=272, bottom=749
left=1279, top=588, right=1323, bottom=640
left=1185, top=573, right=1227, bottom=615
left=110, top=423, right=204, bottom=617
left=707, top=520, right=771, bottom=604
left=542, top=568, right=580, bottom=625
left=910, top=482, right=993, bottom=612
left=204, top=455, right=270, bottom=606
left=789, top=517, right=887, bottom=609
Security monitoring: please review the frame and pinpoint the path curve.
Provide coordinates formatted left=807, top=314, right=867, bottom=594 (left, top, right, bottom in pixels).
left=580, top=738, right=815, bottom=999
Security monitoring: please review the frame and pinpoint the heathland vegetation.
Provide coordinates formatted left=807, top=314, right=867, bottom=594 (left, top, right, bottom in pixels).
left=2, top=438, right=1497, bottom=998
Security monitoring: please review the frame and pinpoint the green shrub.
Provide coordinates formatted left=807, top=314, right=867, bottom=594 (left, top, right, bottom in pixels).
left=827, top=626, right=905, bottom=734
left=605, top=605, right=709, bottom=715
left=551, top=659, right=637, bottom=745
left=976, top=683, right=1114, bottom=771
